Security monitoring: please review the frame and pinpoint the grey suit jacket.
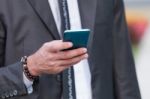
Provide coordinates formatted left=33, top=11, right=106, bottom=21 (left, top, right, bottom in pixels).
left=0, top=0, right=141, bottom=99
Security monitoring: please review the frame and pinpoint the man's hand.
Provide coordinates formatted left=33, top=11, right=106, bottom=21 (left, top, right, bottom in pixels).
left=27, top=40, right=88, bottom=76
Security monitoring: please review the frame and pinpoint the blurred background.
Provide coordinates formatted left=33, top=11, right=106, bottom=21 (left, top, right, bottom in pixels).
left=124, top=0, right=150, bottom=99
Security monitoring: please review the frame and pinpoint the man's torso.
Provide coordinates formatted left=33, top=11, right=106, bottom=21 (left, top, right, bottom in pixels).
left=0, top=0, right=116, bottom=99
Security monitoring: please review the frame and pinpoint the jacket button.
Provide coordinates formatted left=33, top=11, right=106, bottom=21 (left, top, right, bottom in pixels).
left=10, top=91, right=14, bottom=97
left=56, top=74, right=62, bottom=82
left=13, top=90, right=18, bottom=96
left=1, top=95, right=5, bottom=99
left=4, top=93, right=9, bottom=98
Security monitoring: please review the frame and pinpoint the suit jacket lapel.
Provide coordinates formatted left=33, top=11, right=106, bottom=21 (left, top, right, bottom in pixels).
left=78, top=0, right=97, bottom=72
left=27, top=0, right=60, bottom=39
left=78, top=0, right=97, bottom=32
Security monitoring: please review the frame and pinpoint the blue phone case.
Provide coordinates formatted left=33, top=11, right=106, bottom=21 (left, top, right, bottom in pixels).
left=63, top=29, right=90, bottom=49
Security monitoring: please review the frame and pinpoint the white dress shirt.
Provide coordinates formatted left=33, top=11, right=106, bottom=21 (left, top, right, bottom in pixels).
left=24, top=0, right=92, bottom=98
left=66, top=0, right=92, bottom=99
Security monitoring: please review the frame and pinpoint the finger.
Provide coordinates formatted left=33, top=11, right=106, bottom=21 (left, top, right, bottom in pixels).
left=57, top=48, right=87, bottom=60
left=44, top=40, right=73, bottom=52
left=45, top=66, right=68, bottom=74
left=37, top=53, right=88, bottom=74
left=57, top=53, right=88, bottom=66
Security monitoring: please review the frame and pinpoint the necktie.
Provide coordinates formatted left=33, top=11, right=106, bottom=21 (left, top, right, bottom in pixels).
left=59, top=0, right=76, bottom=99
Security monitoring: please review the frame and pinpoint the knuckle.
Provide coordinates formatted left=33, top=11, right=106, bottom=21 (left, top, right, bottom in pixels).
left=72, top=50, right=81, bottom=56
left=60, top=52, right=65, bottom=57
left=49, top=61, right=56, bottom=66
left=47, top=53, right=55, bottom=60
left=78, top=49, right=84, bottom=54
left=64, top=53, right=70, bottom=58
left=62, top=42, right=72, bottom=49
left=60, top=52, right=69, bottom=59
left=66, top=51, right=75, bottom=58
left=69, top=58, right=76, bottom=64
left=43, top=42, right=49, bottom=47
left=43, top=42, right=51, bottom=50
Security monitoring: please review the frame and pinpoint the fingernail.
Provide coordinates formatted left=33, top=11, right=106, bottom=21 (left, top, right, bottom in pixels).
left=83, top=48, right=87, bottom=53
left=68, top=42, right=73, bottom=47
left=84, top=54, right=89, bottom=58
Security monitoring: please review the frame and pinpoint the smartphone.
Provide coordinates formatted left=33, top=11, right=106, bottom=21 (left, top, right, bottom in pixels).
left=63, top=29, right=90, bottom=50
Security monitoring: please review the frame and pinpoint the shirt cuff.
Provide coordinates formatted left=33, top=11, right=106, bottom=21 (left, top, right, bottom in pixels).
left=23, top=72, right=33, bottom=94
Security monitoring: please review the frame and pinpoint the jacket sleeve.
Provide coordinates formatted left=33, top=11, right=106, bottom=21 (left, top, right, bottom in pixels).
left=0, top=21, right=27, bottom=98
left=112, top=0, right=141, bottom=99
